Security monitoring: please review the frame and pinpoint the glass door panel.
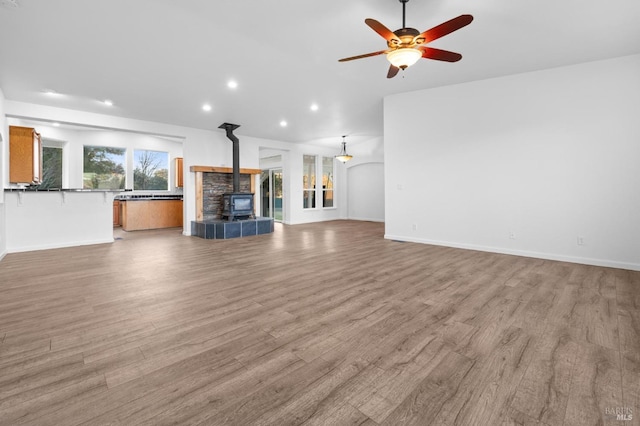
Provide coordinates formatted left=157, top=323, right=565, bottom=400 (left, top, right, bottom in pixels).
left=260, top=170, right=271, bottom=218
left=273, top=168, right=283, bottom=222
left=260, top=168, right=283, bottom=222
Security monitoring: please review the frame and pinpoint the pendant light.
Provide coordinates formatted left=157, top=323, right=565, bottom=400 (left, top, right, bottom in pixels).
left=335, top=135, right=353, bottom=163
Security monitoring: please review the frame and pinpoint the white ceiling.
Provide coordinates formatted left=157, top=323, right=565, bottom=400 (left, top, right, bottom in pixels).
left=1, top=0, right=639, bottom=147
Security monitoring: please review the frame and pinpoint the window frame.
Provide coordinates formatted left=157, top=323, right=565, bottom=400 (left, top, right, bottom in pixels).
left=82, top=145, right=127, bottom=190
left=41, top=138, right=66, bottom=189
left=133, top=148, right=170, bottom=191
left=321, top=156, right=335, bottom=209
left=302, top=154, right=317, bottom=209
left=302, top=154, right=338, bottom=210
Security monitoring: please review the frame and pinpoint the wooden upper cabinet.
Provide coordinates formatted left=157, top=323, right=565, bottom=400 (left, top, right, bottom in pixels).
left=175, top=157, right=184, bottom=188
left=10, top=126, right=42, bottom=184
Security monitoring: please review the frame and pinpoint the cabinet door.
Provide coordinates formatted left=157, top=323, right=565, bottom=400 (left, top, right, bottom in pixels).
left=113, top=200, right=120, bottom=226
left=175, top=157, right=184, bottom=187
left=9, top=126, right=41, bottom=184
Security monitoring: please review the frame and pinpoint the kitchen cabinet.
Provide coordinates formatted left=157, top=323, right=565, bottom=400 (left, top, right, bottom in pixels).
left=175, top=157, right=184, bottom=187
left=9, top=126, right=42, bottom=184
left=120, top=199, right=183, bottom=231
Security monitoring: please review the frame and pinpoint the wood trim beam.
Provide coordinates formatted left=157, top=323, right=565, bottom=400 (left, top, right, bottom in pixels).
left=190, top=166, right=262, bottom=175
left=195, top=172, right=203, bottom=221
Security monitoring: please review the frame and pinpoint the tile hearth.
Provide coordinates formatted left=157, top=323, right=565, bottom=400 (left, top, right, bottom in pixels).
left=191, top=217, right=274, bottom=239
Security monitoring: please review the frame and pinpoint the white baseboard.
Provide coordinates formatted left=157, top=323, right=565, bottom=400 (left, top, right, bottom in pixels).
left=348, top=216, right=385, bottom=223
left=384, top=234, right=640, bottom=272
left=8, top=238, right=115, bottom=254
left=288, top=217, right=344, bottom=225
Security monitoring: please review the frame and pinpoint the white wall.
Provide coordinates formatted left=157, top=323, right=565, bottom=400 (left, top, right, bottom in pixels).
left=345, top=135, right=385, bottom=222
left=384, top=54, right=640, bottom=271
left=342, top=137, right=384, bottom=222
left=0, top=88, right=6, bottom=259
left=348, top=163, right=384, bottom=222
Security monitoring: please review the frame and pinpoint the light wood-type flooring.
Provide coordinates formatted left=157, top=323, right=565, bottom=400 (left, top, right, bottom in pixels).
left=1, top=220, right=638, bottom=425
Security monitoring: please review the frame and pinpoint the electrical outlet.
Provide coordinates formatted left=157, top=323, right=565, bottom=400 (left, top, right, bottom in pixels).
left=509, top=231, right=516, bottom=240
left=577, top=236, right=585, bottom=246
left=412, top=224, right=417, bottom=231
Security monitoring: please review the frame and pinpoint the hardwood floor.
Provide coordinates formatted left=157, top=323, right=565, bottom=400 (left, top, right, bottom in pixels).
left=0, top=220, right=638, bottom=425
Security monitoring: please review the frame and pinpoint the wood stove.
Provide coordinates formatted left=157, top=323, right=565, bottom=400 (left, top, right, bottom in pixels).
left=221, top=192, right=254, bottom=221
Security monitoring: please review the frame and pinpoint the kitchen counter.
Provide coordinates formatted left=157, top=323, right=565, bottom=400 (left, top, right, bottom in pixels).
left=5, top=187, right=130, bottom=192
left=115, top=194, right=183, bottom=201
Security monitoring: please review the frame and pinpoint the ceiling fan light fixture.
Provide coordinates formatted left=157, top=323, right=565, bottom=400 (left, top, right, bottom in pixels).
left=386, top=48, right=422, bottom=69
left=335, top=136, right=353, bottom=163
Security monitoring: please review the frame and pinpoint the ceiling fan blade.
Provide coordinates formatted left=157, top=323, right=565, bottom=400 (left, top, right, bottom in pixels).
left=419, top=47, right=462, bottom=62
left=415, top=14, right=473, bottom=44
left=387, top=65, right=400, bottom=79
left=338, top=50, right=388, bottom=62
left=365, top=18, right=401, bottom=43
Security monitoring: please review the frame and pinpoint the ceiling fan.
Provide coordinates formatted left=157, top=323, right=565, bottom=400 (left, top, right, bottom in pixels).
left=339, top=0, right=473, bottom=78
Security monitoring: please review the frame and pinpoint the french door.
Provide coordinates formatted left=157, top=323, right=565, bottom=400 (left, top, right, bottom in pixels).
left=260, top=168, right=283, bottom=222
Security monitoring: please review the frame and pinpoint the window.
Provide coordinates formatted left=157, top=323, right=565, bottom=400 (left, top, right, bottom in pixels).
left=40, top=146, right=63, bottom=189
left=303, top=155, right=316, bottom=209
left=134, top=149, right=169, bottom=190
left=83, top=146, right=125, bottom=189
left=322, top=156, right=334, bottom=208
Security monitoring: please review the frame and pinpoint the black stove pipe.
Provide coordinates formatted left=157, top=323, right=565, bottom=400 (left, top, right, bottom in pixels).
left=218, top=122, right=241, bottom=193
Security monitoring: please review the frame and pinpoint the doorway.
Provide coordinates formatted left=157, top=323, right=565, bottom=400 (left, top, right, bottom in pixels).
left=261, top=168, right=283, bottom=222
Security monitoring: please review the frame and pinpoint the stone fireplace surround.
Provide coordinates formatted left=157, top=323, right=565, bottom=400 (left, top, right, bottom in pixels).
left=190, top=166, right=274, bottom=239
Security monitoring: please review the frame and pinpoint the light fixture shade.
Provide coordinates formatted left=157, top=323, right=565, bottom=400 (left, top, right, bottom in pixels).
left=386, top=48, right=422, bottom=69
left=336, top=153, right=353, bottom=163
left=335, top=136, right=353, bottom=163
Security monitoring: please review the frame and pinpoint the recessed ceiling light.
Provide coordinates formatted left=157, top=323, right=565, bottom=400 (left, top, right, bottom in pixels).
left=280, top=120, right=288, bottom=127
left=42, top=89, right=58, bottom=95
left=1, top=0, right=20, bottom=9
left=227, top=80, right=238, bottom=89
left=103, top=99, right=114, bottom=106
left=310, top=103, right=319, bottom=112
left=52, top=122, right=60, bottom=127
left=202, top=104, right=212, bottom=112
